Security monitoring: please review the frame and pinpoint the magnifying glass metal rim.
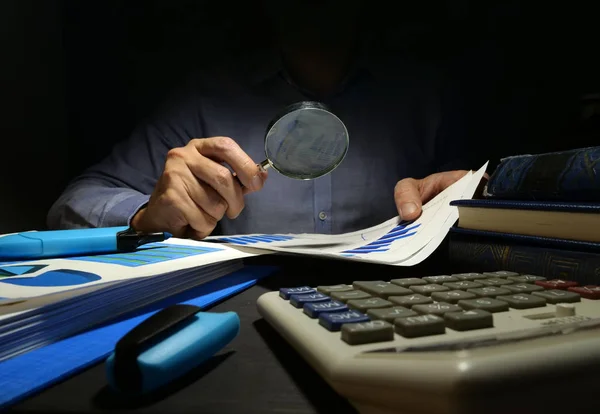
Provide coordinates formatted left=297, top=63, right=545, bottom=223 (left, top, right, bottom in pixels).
left=259, top=101, right=349, bottom=180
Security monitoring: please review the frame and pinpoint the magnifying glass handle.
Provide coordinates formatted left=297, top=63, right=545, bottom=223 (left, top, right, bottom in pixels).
left=232, top=161, right=270, bottom=188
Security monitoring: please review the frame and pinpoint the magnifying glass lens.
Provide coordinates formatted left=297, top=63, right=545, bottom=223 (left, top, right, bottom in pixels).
left=263, top=102, right=349, bottom=180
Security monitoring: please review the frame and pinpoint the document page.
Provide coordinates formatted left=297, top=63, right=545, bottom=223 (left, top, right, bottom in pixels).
left=207, top=162, right=488, bottom=265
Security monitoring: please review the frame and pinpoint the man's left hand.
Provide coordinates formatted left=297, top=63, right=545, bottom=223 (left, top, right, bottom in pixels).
left=394, top=170, right=469, bottom=221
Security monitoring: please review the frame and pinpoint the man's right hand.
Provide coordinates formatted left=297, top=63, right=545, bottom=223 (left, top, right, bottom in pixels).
left=131, top=136, right=267, bottom=239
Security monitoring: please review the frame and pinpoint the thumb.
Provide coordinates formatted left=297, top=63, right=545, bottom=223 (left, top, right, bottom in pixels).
left=394, top=178, right=422, bottom=221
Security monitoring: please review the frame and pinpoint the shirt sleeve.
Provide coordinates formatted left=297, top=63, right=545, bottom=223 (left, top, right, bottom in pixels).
left=47, top=86, right=204, bottom=229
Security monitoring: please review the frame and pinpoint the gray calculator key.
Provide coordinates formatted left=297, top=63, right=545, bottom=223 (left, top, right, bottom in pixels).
left=431, top=290, right=476, bottom=304
left=467, top=286, right=511, bottom=298
left=395, top=314, right=445, bottom=338
left=507, top=275, right=547, bottom=283
left=341, top=320, right=394, bottom=345
left=505, top=283, right=545, bottom=294
left=453, top=272, right=488, bottom=281
left=367, top=306, right=418, bottom=322
left=478, top=278, right=513, bottom=287
left=423, top=275, right=457, bottom=283
left=445, top=309, right=494, bottom=331
left=458, top=298, right=509, bottom=313
left=410, top=284, right=449, bottom=296
left=389, top=294, right=433, bottom=307
left=331, top=290, right=372, bottom=303
left=347, top=297, right=393, bottom=311
left=391, top=278, right=428, bottom=287
left=532, top=289, right=581, bottom=304
left=413, top=302, right=462, bottom=316
left=497, top=294, right=547, bottom=309
left=484, top=270, right=519, bottom=278
left=443, top=281, right=483, bottom=290
left=353, top=281, right=413, bottom=298
left=317, top=284, right=354, bottom=294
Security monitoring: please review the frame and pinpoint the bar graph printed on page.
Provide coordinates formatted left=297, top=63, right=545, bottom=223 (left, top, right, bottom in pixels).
left=67, top=243, right=223, bottom=267
left=212, top=222, right=421, bottom=257
left=341, top=223, right=421, bottom=257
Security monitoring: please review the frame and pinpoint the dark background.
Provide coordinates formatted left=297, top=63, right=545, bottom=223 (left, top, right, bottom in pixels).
left=1, top=0, right=598, bottom=234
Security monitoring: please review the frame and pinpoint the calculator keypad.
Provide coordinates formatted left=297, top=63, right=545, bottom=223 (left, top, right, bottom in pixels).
left=279, top=273, right=597, bottom=345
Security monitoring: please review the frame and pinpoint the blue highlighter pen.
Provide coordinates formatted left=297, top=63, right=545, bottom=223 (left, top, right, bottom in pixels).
left=0, top=226, right=172, bottom=260
left=105, top=304, right=240, bottom=395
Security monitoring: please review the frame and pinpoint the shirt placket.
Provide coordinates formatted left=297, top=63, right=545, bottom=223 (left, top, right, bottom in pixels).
left=313, top=173, right=332, bottom=234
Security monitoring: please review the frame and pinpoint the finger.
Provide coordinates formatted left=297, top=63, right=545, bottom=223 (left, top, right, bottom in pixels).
left=191, top=137, right=266, bottom=192
left=419, top=170, right=469, bottom=203
left=177, top=188, right=219, bottom=239
left=394, top=178, right=422, bottom=221
left=177, top=165, right=230, bottom=220
left=167, top=146, right=245, bottom=218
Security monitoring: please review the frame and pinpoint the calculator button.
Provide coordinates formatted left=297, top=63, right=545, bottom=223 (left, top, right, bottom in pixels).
left=410, top=284, right=449, bottom=296
left=478, top=278, right=513, bottom=287
left=484, top=270, right=519, bottom=278
left=290, top=292, right=330, bottom=308
left=319, top=310, right=370, bottom=331
left=390, top=278, right=428, bottom=287
left=535, top=280, right=579, bottom=290
left=443, top=281, right=483, bottom=290
left=412, top=302, right=462, bottom=316
left=431, top=290, right=476, bottom=304
left=353, top=281, right=412, bottom=298
left=331, top=290, right=372, bottom=303
left=444, top=309, right=494, bottom=331
left=341, top=320, right=394, bottom=345
left=568, top=285, right=600, bottom=299
left=394, top=314, right=445, bottom=338
left=423, top=275, right=457, bottom=284
left=458, top=298, right=509, bottom=313
left=347, top=297, right=393, bottom=312
left=467, top=286, right=511, bottom=298
left=507, top=275, right=546, bottom=283
left=317, top=284, right=353, bottom=294
left=532, top=289, right=581, bottom=304
left=279, top=286, right=314, bottom=299
left=367, top=306, right=418, bottom=322
left=303, top=300, right=348, bottom=318
left=388, top=294, right=433, bottom=307
left=452, top=273, right=488, bottom=281
left=496, top=294, right=547, bottom=309
left=504, top=283, right=545, bottom=294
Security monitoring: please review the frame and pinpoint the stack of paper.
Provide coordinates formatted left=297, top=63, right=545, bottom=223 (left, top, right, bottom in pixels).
left=0, top=239, right=264, bottom=362
left=207, top=163, right=489, bottom=266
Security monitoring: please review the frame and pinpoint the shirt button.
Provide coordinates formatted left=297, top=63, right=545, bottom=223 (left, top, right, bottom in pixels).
left=318, top=211, right=327, bottom=221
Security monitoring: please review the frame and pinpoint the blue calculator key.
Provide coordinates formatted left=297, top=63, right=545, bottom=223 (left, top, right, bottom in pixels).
left=303, top=300, right=348, bottom=318
left=279, top=286, right=315, bottom=300
left=318, top=310, right=370, bottom=331
left=289, top=292, right=329, bottom=308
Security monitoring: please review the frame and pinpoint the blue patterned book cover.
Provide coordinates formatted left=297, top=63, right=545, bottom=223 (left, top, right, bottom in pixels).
left=484, top=146, right=600, bottom=201
left=448, top=227, right=600, bottom=284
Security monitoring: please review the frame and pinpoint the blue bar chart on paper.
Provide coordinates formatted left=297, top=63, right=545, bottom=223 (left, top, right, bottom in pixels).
left=340, top=223, right=421, bottom=257
left=69, top=243, right=223, bottom=267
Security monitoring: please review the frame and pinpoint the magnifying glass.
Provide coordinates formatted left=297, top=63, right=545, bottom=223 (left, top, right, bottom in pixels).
left=255, top=101, right=349, bottom=180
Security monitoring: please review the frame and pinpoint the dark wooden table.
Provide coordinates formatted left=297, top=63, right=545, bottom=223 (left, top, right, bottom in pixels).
left=7, top=253, right=452, bottom=414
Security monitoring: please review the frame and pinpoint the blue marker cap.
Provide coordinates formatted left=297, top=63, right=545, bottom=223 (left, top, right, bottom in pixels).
left=105, top=304, right=240, bottom=394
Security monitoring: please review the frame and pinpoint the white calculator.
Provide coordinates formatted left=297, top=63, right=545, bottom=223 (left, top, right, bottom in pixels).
left=257, top=270, right=600, bottom=414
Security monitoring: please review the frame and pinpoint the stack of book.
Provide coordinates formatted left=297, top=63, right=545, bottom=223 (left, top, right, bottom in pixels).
left=449, top=146, right=600, bottom=282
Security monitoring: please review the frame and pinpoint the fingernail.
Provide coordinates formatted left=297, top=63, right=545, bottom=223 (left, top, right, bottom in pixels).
left=400, top=202, right=418, bottom=219
left=251, top=174, right=263, bottom=190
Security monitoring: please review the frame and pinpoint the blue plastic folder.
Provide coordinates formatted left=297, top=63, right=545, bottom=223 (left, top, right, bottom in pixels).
left=0, top=265, right=277, bottom=410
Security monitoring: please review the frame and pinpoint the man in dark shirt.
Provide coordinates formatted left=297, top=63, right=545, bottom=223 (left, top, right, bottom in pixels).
left=48, top=0, right=472, bottom=239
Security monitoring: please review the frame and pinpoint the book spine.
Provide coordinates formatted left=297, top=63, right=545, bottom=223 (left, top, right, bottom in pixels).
left=484, top=146, right=600, bottom=201
left=448, top=231, right=600, bottom=284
